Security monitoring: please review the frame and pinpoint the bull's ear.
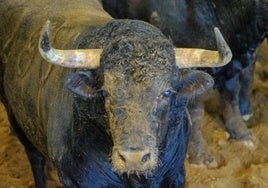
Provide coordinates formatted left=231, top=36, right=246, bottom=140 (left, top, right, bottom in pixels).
left=64, top=71, right=97, bottom=99
left=175, top=70, right=214, bottom=98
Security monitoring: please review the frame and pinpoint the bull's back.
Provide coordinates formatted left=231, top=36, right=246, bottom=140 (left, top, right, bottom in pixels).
left=0, top=0, right=111, bottom=155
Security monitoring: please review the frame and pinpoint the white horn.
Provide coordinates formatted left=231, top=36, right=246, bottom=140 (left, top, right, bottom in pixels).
left=175, top=27, right=232, bottom=68
left=39, top=20, right=102, bottom=69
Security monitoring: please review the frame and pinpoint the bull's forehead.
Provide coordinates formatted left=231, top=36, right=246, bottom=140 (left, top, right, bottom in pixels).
left=103, top=69, right=172, bottom=103
left=101, top=36, right=176, bottom=99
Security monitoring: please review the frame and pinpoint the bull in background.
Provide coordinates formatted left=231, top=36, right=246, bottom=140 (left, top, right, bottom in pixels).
left=0, top=0, right=232, bottom=187
left=101, top=0, right=268, bottom=168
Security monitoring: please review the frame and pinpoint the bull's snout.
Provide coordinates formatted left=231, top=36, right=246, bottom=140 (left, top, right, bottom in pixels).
left=118, top=150, right=151, bottom=164
left=112, top=148, right=158, bottom=174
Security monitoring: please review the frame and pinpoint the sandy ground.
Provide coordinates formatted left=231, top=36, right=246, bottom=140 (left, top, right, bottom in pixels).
left=0, top=42, right=267, bottom=188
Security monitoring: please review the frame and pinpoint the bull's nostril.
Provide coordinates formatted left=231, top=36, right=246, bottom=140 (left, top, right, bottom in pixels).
left=141, top=153, right=151, bottom=163
left=118, top=152, right=126, bottom=162
left=116, top=150, right=152, bottom=165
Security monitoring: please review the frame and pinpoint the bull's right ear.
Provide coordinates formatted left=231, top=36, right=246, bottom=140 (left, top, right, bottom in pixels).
left=175, top=70, right=214, bottom=98
left=64, top=71, right=97, bottom=99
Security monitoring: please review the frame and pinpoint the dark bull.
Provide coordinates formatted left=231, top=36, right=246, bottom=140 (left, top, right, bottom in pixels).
left=0, top=0, right=231, bottom=187
left=39, top=20, right=231, bottom=174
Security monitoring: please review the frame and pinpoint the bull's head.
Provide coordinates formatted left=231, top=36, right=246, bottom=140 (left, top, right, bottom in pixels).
left=39, top=20, right=231, bottom=175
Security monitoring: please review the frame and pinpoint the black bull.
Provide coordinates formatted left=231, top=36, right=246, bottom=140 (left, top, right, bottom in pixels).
left=101, top=0, right=268, bottom=167
left=0, top=0, right=231, bottom=187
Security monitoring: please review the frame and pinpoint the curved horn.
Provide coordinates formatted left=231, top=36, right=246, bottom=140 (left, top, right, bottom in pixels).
left=39, top=20, right=102, bottom=69
left=175, top=27, right=232, bottom=68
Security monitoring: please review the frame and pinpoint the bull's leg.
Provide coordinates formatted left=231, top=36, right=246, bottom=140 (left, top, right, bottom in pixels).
left=239, top=63, right=255, bottom=121
left=221, top=74, right=253, bottom=141
left=7, top=113, right=47, bottom=188
left=187, top=98, right=218, bottom=168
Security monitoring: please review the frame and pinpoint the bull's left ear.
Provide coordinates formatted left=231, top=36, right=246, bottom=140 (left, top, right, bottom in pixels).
left=175, top=70, right=214, bottom=98
left=64, top=71, right=97, bottom=99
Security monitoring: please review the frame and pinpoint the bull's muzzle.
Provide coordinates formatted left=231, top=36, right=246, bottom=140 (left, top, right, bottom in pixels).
left=112, top=148, right=158, bottom=175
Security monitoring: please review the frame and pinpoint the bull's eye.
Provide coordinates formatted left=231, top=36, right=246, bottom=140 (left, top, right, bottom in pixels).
left=100, top=90, right=109, bottom=97
left=118, top=152, right=126, bottom=162
left=163, top=90, right=171, bottom=97
left=141, top=153, right=151, bottom=163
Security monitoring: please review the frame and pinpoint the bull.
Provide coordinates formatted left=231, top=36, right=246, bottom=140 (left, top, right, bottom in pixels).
left=101, top=0, right=268, bottom=167
left=0, top=0, right=232, bottom=187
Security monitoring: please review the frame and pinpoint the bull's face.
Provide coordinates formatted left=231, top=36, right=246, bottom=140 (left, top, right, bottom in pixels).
left=63, top=64, right=214, bottom=176
left=39, top=20, right=231, bottom=176
left=101, top=37, right=177, bottom=175
left=99, top=36, right=218, bottom=175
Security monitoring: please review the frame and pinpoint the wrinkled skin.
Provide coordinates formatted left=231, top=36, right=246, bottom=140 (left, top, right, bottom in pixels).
left=101, top=0, right=268, bottom=167
left=0, top=0, right=216, bottom=187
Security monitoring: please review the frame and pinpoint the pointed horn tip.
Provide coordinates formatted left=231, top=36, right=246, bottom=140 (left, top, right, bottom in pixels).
left=43, top=20, right=51, bottom=35
left=213, top=27, right=233, bottom=66
left=213, top=27, right=220, bottom=35
left=45, top=20, right=51, bottom=27
left=213, top=27, right=229, bottom=46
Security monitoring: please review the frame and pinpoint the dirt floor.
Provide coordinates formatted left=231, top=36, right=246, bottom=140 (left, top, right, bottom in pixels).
left=0, top=42, right=267, bottom=188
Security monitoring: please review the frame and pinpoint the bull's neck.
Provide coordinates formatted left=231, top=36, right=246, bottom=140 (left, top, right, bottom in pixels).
left=71, top=96, right=111, bottom=150
left=73, top=96, right=109, bottom=130
left=152, top=96, right=190, bottom=186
